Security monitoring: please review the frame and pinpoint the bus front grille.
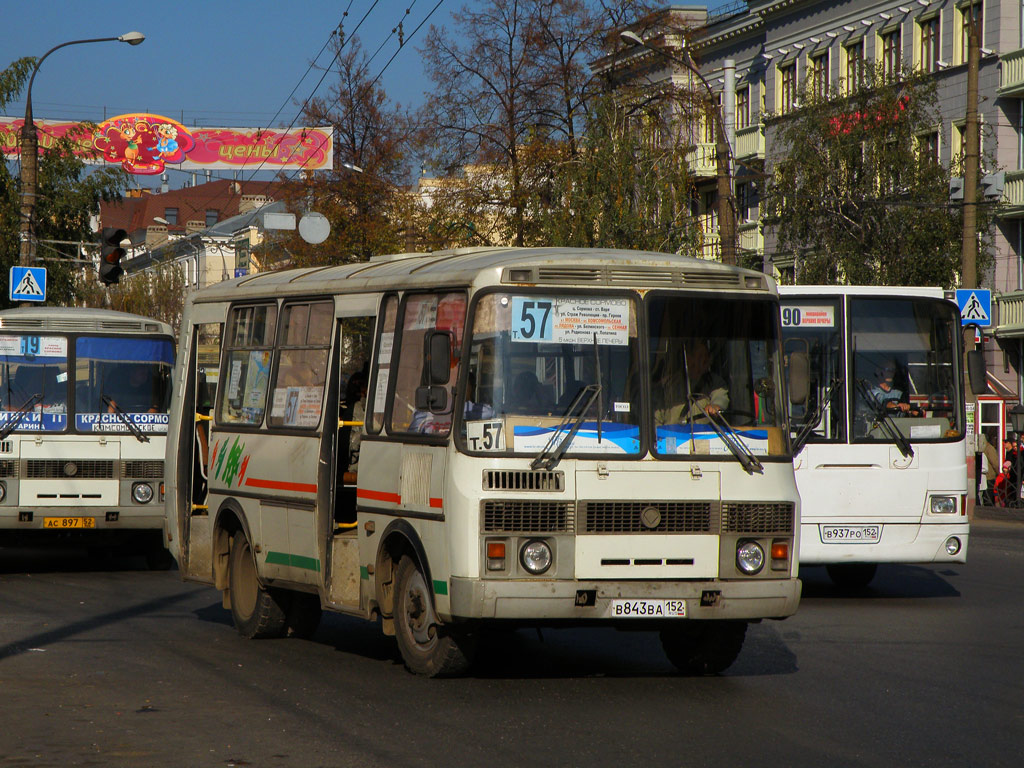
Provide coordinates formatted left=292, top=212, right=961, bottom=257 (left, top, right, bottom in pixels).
left=0, top=459, right=16, bottom=477
left=482, top=470, right=564, bottom=492
left=482, top=500, right=574, bottom=533
left=722, top=502, right=795, bottom=534
left=26, top=460, right=115, bottom=479
left=123, top=460, right=164, bottom=479
left=579, top=501, right=715, bottom=534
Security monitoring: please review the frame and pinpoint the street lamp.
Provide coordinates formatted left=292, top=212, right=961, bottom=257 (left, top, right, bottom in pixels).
left=620, top=29, right=737, bottom=266
left=19, top=32, right=146, bottom=268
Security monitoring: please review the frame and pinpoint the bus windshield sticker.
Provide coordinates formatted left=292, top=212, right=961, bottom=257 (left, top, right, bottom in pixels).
left=510, top=297, right=629, bottom=346
left=512, top=422, right=639, bottom=453
left=466, top=420, right=505, bottom=451
left=0, top=335, right=68, bottom=358
left=0, top=412, right=66, bottom=431
left=76, top=413, right=169, bottom=433
left=614, top=401, right=630, bottom=413
left=228, top=359, right=243, bottom=399
left=373, top=368, right=390, bottom=413
left=656, top=424, right=771, bottom=456
left=781, top=305, right=835, bottom=328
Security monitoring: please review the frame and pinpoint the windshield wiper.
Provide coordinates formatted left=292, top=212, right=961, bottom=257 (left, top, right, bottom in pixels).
left=101, top=395, right=150, bottom=443
left=854, top=379, right=913, bottom=459
left=531, top=384, right=601, bottom=471
left=0, top=393, right=43, bottom=441
left=792, top=378, right=843, bottom=454
left=699, top=401, right=764, bottom=475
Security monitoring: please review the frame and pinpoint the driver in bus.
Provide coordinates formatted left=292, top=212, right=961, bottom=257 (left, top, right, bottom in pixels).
left=866, top=358, right=922, bottom=417
left=655, top=338, right=729, bottom=424
left=106, top=364, right=159, bottom=413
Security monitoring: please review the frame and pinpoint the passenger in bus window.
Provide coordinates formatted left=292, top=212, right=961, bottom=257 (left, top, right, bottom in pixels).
left=866, top=359, right=922, bottom=417
left=463, top=372, right=495, bottom=420
left=509, top=371, right=548, bottom=414
left=342, top=371, right=367, bottom=484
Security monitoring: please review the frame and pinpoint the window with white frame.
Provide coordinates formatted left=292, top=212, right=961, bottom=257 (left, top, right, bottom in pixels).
left=956, top=1, right=983, bottom=65
left=881, top=27, right=903, bottom=78
left=845, top=39, right=865, bottom=93
left=779, top=62, right=798, bottom=114
left=918, top=15, right=940, bottom=73
left=810, top=51, right=829, bottom=100
left=736, top=86, right=750, bottom=130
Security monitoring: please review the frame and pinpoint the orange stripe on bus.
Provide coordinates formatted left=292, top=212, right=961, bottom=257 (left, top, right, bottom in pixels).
left=244, top=477, right=318, bottom=494
left=357, top=488, right=401, bottom=504
left=429, top=498, right=443, bottom=508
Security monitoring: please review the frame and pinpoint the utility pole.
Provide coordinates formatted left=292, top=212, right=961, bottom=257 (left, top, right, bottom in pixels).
left=961, top=3, right=981, bottom=513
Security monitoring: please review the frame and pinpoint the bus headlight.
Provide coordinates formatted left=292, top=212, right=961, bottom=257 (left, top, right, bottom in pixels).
left=0, top=481, right=6, bottom=503
left=944, top=536, right=962, bottom=556
left=520, top=540, right=552, bottom=575
left=736, top=540, right=765, bottom=575
left=132, top=482, right=154, bottom=504
left=930, top=496, right=956, bottom=515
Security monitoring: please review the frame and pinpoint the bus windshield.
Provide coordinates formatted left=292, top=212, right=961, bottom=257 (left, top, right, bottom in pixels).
left=850, top=297, right=962, bottom=441
left=0, top=334, right=69, bottom=432
left=648, top=293, right=788, bottom=458
left=459, top=292, right=642, bottom=455
left=75, top=336, right=175, bottom=433
left=781, top=299, right=846, bottom=442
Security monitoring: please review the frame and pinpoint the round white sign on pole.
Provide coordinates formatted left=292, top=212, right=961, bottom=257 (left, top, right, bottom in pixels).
left=298, top=212, right=330, bottom=244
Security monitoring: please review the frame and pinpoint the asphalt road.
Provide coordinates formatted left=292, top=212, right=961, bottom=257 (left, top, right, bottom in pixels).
left=0, top=516, right=1021, bottom=768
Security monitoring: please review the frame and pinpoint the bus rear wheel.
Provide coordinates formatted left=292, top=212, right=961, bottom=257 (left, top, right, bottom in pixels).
left=826, top=563, right=877, bottom=589
left=228, top=533, right=287, bottom=639
left=394, top=555, right=476, bottom=677
left=660, top=621, right=747, bottom=675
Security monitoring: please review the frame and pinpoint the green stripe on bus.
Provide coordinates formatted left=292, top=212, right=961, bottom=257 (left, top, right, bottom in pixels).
left=360, top=565, right=369, bottom=580
left=433, top=579, right=448, bottom=596
left=265, top=551, right=321, bottom=572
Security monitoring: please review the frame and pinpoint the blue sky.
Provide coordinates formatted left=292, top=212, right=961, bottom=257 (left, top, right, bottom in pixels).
left=0, top=1, right=448, bottom=166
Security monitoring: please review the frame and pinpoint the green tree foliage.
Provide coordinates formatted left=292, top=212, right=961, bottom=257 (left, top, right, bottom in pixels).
left=276, top=36, right=414, bottom=268
left=528, top=95, right=698, bottom=253
left=762, top=66, right=987, bottom=286
left=0, top=58, right=127, bottom=307
left=77, top=263, right=187, bottom=335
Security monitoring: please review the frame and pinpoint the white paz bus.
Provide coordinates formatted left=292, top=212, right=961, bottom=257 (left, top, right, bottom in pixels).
left=780, top=286, right=972, bottom=588
left=165, top=248, right=802, bottom=676
left=0, top=307, right=175, bottom=566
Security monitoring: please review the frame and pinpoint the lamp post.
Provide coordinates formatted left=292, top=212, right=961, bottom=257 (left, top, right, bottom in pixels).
left=19, top=32, right=145, bottom=268
left=620, top=29, right=737, bottom=265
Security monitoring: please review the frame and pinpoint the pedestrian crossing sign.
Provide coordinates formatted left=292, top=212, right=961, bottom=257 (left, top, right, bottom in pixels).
left=9, top=266, right=47, bottom=303
left=955, top=288, right=991, bottom=327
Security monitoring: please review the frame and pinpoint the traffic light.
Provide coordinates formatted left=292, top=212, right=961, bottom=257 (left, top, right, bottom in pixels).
left=98, top=227, right=128, bottom=285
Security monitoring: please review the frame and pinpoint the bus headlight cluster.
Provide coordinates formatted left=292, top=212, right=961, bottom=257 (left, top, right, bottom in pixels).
left=0, top=481, right=6, bottom=503
left=945, top=536, right=962, bottom=556
left=132, top=482, right=154, bottom=504
left=930, top=496, right=956, bottom=515
left=736, top=540, right=765, bottom=575
left=520, top=540, right=552, bottom=575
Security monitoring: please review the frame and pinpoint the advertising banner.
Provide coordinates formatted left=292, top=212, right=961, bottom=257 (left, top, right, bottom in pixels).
left=0, top=113, right=333, bottom=175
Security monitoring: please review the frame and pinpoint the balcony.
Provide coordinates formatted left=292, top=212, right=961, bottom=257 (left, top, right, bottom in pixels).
left=685, top=143, right=718, bottom=178
left=998, top=48, right=1024, bottom=98
left=734, top=124, right=764, bottom=161
left=996, top=291, right=1024, bottom=338
left=1000, top=170, right=1024, bottom=218
left=695, top=223, right=763, bottom=261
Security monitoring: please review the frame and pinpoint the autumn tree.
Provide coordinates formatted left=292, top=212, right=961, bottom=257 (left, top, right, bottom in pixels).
left=762, top=66, right=988, bottom=286
left=77, top=263, right=188, bottom=334
left=275, top=34, right=416, bottom=267
left=1, top=58, right=128, bottom=307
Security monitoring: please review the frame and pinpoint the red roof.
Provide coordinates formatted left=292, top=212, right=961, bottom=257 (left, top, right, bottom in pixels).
left=99, top=179, right=286, bottom=237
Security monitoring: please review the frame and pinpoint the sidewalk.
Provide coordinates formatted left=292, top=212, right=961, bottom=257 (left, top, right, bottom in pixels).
left=973, top=504, right=1024, bottom=524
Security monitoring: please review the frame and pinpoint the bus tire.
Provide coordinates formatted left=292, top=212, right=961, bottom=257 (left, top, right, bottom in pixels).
left=826, top=563, right=877, bottom=589
left=394, top=555, right=475, bottom=677
left=285, top=591, right=322, bottom=639
left=228, top=533, right=287, bottom=639
left=660, top=620, right=747, bottom=675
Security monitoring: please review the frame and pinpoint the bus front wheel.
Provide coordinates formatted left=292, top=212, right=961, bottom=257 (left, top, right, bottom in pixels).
left=660, top=621, right=747, bottom=675
left=228, top=533, right=287, bottom=639
left=393, top=555, right=476, bottom=677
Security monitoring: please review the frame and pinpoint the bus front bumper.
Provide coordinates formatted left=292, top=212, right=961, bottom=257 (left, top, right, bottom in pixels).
left=447, top=577, right=801, bottom=622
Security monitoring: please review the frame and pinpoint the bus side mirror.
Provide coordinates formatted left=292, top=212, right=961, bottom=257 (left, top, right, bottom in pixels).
left=967, top=349, right=987, bottom=395
left=788, top=351, right=809, bottom=406
left=424, top=330, right=452, bottom=385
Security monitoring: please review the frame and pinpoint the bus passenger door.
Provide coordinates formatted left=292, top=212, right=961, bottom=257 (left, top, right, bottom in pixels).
left=322, top=306, right=376, bottom=609
left=173, top=313, right=222, bottom=582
